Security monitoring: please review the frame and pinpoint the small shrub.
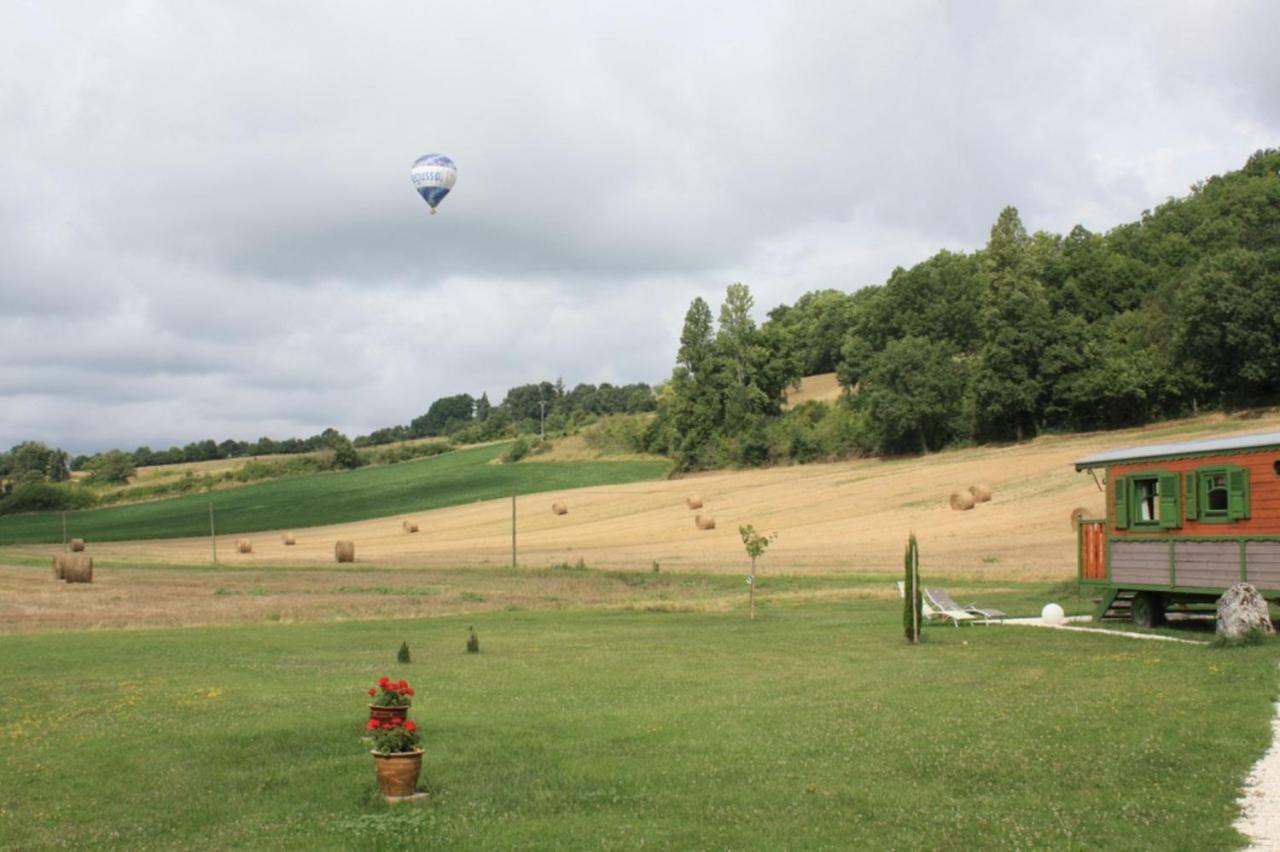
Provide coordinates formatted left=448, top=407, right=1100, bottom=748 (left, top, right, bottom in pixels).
left=329, top=433, right=363, bottom=470
left=499, top=436, right=548, bottom=464
left=466, top=627, right=480, bottom=654
left=397, top=642, right=411, bottom=663
left=500, top=436, right=534, bottom=464
left=651, top=561, right=660, bottom=574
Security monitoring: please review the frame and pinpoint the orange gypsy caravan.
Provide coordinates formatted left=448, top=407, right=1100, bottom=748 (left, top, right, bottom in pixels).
left=1073, top=431, right=1280, bottom=627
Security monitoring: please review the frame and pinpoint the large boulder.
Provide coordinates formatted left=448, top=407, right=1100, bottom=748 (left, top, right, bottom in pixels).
left=1216, top=583, right=1276, bottom=639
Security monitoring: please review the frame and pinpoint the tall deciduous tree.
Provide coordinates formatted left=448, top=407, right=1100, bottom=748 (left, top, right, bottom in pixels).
left=858, top=336, right=966, bottom=454
left=972, top=206, right=1053, bottom=442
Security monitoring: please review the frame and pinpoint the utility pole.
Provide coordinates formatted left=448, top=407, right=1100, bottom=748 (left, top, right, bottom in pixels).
left=511, top=492, right=517, bottom=570
left=209, top=502, right=218, bottom=564
left=538, top=400, right=546, bottom=441
left=61, top=512, right=68, bottom=552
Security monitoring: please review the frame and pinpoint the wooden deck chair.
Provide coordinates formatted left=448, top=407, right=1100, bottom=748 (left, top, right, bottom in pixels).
left=926, top=587, right=1006, bottom=625
left=922, top=588, right=977, bottom=626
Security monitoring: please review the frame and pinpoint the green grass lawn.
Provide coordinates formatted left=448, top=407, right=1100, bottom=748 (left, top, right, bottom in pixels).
left=1, top=588, right=1276, bottom=849
left=0, top=443, right=671, bottom=545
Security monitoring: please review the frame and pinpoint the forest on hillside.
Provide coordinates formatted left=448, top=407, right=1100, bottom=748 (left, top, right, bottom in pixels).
left=644, top=149, right=1280, bottom=468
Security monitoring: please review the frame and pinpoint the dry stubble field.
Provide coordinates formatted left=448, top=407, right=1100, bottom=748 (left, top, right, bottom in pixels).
left=4, top=409, right=1278, bottom=633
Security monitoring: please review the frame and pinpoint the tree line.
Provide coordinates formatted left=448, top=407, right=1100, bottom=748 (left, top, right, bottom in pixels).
left=0, top=380, right=658, bottom=485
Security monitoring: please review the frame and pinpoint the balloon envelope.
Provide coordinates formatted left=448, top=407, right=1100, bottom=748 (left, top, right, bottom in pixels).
left=410, top=154, right=457, bottom=212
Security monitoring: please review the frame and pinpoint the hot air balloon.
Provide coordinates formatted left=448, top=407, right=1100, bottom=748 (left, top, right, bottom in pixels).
left=409, top=154, right=457, bottom=215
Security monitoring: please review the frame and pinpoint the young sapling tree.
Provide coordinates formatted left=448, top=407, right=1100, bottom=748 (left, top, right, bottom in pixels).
left=739, top=524, right=776, bottom=621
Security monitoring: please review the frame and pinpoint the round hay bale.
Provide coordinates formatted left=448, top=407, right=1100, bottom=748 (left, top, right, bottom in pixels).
left=68, top=538, right=85, bottom=552
left=1070, top=507, right=1090, bottom=529
left=402, top=521, right=419, bottom=534
left=52, top=554, right=68, bottom=580
left=695, top=514, right=716, bottom=531
left=551, top=503, right=568, bottom=516
left=236, top=539, right=253, bottom=554
left=968, top=484, right=992, bottom=503
left=686, top=496, right=703, bottom=510
left=335, top=540, right=355, bottom=563
left=949, top=492, right=976, bottom=511
left=63, top=555, right=93, bottom=584
left=282, top=533, right=297, bottom=546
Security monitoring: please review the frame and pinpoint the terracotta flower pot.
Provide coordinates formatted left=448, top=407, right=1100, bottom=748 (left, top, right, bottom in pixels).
left=371, top=748, right=424, bottom=797
left=368, top=704, right=410, bottom=724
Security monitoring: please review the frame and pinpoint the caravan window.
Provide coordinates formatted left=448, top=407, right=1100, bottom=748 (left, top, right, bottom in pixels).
left=1133, top=477, right=1159, bottom=525
left=1204, top=473, right=1229, bottom=515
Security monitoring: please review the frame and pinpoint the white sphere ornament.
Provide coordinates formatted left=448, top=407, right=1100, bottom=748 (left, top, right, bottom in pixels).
left=1041, top=603, right=1065, bottom=625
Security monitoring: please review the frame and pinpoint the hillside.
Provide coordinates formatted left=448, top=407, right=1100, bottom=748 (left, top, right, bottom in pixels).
left=12, top=410, right=1279, bottom=579
left=0, top=443, right=671, bottom=545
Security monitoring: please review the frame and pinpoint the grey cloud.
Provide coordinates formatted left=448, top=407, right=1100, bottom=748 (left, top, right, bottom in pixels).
left=2, top=1, right=1279, bottom=452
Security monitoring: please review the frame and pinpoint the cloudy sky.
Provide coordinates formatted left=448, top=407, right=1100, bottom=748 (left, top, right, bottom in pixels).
left=3, top=1, right=1278, bottom=453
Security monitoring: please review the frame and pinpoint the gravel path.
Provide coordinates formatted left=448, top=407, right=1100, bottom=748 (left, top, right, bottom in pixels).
left=994, top=616, right=1209, bottom=645
left=1238, top=699, right=1280, bottom=850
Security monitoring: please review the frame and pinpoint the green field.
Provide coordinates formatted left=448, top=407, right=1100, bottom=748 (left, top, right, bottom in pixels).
left=1, top=584, right=1275, bottom=849
left=0, top=444, right=671, bottom=545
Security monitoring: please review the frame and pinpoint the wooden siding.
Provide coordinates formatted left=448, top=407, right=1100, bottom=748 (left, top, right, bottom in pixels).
left=1110, top=541, right=1169, bottom=585
left=1173, top=541, right=1240, bottom=587
left=1081, top=521, right=1106, bottom=580
left=1110, top=451, right=1280, bottom=537
left=1247, top=542, right=1280, bottom=590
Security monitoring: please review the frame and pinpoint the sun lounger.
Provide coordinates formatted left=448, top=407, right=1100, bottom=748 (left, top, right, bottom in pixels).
left=920, top=587, right=975, bottom=626
left=925, top=587, right=1007, bottom=625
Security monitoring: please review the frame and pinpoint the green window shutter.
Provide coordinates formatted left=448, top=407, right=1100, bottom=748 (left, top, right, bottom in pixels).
left=1158, top=472, right=1181, bottom=529
left=1184, top=471, right=1198, bottom=520
left=1228, top=466, right=1251, bottom=520
left=1113, top=475, right=1129, bottom=530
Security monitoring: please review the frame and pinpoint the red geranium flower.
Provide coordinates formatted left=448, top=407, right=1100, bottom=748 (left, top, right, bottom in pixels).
left=367, top=688, right=376, bottom=696
left=378, top=677, right=390, bottom=687
left=404, top=721, right=416, bottom=732
left=391, top=717, right=404, bottom=727
left=366, top=718, right=379, bottom=730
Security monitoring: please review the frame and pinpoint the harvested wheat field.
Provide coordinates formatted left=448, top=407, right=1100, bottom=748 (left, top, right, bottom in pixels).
left=7, top=411, right=1277, bottom=581
left=782, top=371, right=844, bottom=409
